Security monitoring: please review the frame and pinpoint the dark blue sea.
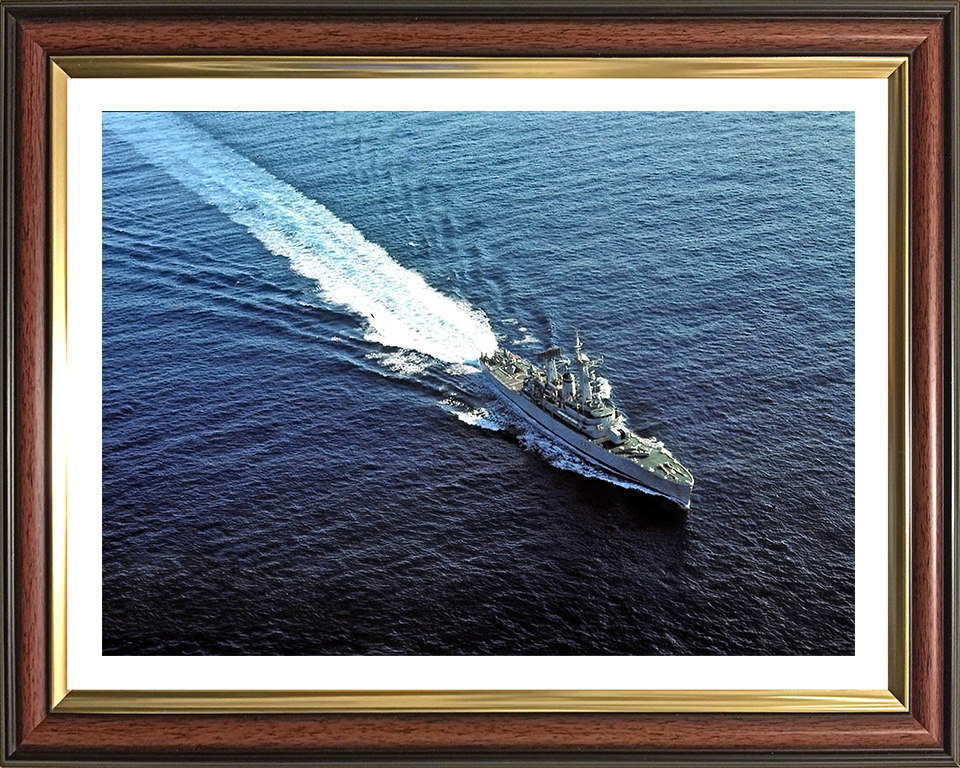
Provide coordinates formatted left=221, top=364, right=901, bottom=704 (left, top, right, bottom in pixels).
left=102, top=110, right=855, bottom=655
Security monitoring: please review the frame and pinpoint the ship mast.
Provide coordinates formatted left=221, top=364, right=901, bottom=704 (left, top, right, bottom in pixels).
left=574, top=330, right=593, bottom=409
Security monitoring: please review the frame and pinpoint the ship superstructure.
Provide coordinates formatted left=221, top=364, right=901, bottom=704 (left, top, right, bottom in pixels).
left=480, top=333, right=694, bottom=509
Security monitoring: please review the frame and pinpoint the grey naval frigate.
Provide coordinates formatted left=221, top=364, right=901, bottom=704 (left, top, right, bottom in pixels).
left=480, top=333, right=694, bottom=509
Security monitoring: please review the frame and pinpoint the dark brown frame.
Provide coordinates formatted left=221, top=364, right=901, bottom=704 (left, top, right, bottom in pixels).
left=2, top=2, right=958, bottom=766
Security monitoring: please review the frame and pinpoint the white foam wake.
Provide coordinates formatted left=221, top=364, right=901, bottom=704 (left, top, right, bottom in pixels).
left=438, top=397, right=507, bottom=431
left=106, top=113, right=497, bottom=364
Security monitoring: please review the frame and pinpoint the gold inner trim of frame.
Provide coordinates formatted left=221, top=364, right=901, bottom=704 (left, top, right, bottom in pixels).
left=54, top=55, right=905, bottom=79
left=55, top=688, right=904, bottom=714
left=886, top=61, right=910, bottom=709
left=50, top=61, right=69, bottom=709
left=48, top=55, right=910, bottom=714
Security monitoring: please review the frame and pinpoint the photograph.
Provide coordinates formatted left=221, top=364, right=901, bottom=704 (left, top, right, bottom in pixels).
left=101, top=109, right=855, bottom=657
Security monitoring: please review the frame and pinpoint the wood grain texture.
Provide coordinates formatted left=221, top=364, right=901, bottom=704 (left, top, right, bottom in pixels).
left=3, top=5, right=956, bottom=765
left=17, top=16, right=942, bottom=56
left=909, top=15, right=946, bottom=747
left=13, top=713, right=942, bottom=754
left=12, top=16, right=49, bottom=749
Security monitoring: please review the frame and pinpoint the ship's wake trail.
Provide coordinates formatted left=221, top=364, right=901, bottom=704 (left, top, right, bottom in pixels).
left=105, top=113, right=497, bottom=364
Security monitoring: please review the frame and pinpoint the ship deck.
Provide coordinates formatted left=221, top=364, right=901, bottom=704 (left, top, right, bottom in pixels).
left=485, top=358, right=532, bottom=392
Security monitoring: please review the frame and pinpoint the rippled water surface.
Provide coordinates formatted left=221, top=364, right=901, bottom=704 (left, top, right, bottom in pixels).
left=102, top=111, right=855, bottom=655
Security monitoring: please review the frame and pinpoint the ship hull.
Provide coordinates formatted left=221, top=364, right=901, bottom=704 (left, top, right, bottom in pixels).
left=481, top=364, right=692, bottom=509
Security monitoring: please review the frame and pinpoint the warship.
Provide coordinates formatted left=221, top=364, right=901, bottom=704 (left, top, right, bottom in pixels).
left=480, top=333, right=694, bottom=509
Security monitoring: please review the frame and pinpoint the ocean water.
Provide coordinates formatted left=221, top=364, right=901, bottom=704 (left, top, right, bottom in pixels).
left=102, top=110, right=855, bottom=655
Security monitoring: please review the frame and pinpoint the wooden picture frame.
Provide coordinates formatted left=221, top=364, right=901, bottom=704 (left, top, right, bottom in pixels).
left=2, top=2, right=957, bottom=765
